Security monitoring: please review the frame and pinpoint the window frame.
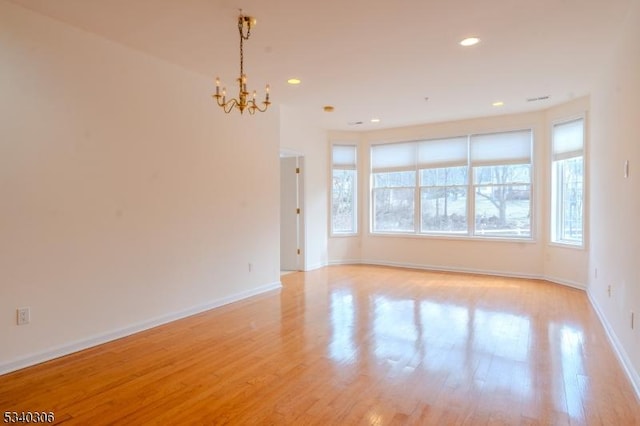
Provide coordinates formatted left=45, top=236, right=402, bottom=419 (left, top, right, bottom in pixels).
left=471, top=164, right=533, bottom=239
left=550, top=116, right=585, bottom=248
left=330, top=144, right=359, bottom=236
left=369, top=129, right=534, bottom=241
left=419, top=165, right=470, bottom=235
left=371, top=170, right=417, bottom=234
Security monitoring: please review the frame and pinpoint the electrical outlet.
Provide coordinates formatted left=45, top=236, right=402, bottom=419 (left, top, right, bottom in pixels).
left=17, top=307, right=30, bottom=325
left=607, top=285, right=612, bottom=297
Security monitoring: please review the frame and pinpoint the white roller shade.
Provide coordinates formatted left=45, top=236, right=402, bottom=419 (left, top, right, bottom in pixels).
left=553, top=118, right=584, bottom=160
left=418, top=136, right=468, bottom=168
left=371, top=142, right=417, bottom=172
left=332, top=144, right=357, bottom=169
left=470, top=130, right=532, bottom=166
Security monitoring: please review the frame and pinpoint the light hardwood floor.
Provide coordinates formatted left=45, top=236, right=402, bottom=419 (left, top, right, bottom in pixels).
left=1, top=265, right=639, bottom=424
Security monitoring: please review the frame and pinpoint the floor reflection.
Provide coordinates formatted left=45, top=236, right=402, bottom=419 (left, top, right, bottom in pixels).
left=373, top=297, right=418, bottom=361
left=315, top=267, right=639, bottom=423
left=328, top=283, right=539, bottom=406
left=553, top=323, right=587, bottom=420
left=328, top=290, right=356, bottom=363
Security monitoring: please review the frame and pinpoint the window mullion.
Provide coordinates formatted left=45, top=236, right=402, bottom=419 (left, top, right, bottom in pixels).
left=469, top=167, right=475, bottom=235
left=415, top=168, right=420, bottom=234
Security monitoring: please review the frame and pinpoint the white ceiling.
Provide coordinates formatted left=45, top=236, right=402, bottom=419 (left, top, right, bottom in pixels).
left=9, top=0, right=632, bottom=130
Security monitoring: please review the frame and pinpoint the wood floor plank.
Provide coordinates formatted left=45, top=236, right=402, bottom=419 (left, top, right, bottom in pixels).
left=1, top=265, right=639, bottom=424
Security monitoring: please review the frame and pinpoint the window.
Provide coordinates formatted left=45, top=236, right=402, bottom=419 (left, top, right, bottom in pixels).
left=370, top=129, right=533, bottom=239
left=373, top=170, right=416, bottom=232
left=331, top=144, right=357, bottom=234
left=551, top=118, right=584, bottom=245
left=420, top=166, right=468, bottom=233
left=371, top=142, right=416, bottom=232
left=471, top=131, right=532, bottom=238
left=418, top=137, right=469, bottom=234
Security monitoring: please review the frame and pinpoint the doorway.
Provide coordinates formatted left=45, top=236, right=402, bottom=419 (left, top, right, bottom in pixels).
left=280, top=152, right=305, bottom=273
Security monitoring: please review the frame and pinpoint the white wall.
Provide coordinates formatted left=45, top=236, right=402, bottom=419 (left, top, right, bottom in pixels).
left=279, top=106, right=329, bottom=270
left=0, top=1, right=280, bottom=372
left=589, top=0, right=640, bottom=395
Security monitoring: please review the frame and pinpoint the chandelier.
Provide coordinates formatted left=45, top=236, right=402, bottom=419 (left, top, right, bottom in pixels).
left=213, top=10, right=270, bottom=115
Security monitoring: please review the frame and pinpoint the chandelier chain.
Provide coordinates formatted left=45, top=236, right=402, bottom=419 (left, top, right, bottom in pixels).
left=238, top=15, right=251, bottom=78
left=239, top=25, right=244, bottom=78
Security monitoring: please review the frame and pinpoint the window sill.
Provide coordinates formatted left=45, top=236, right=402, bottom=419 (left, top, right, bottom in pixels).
left=330, top=232, right=359, bottom=238
left=368, top=231, right=536, bottom=244
left=548, top=241, right=585, bottom=250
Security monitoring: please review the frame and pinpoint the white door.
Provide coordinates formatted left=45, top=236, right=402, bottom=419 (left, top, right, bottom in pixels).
left=280, top=156, right=300, bottom=271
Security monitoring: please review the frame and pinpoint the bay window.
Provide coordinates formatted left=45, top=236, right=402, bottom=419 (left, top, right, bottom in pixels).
left=370, top=129, right=533, bottom=239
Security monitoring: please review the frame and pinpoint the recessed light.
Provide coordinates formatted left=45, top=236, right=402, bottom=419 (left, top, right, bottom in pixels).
left=460, top=37, right=480, bottom=47
left=323, top=105, right=334, bottom=112
left=492, top=101, right=504, bottom=107
left=287, top=78, right=301, bottom=85
left=370, top=118, right=380, bottom=123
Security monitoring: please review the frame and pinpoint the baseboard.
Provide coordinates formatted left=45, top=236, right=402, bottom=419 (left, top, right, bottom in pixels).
left=587, top=289, right=640, bottom=401
left=303, top=261, right=329, bottom=271
left=359, top=259, right=543, bottom=281
left=327, top=259, right=362, bottom=266
left=540, top=275, right=587, bottom=291
left=0, top=281, right=282, bottom=376
left=329, top=259, right=587, bottom=290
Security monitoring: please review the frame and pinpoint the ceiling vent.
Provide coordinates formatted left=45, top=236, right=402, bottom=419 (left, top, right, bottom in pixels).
left=526, top=95, right=550, bottom=102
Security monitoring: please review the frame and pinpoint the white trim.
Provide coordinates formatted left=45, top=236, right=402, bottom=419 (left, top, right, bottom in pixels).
left=359, top=259, right=541, bottom=280
left=549, top=114, right=587, bottom=249
left=0, top=281, right=282, bottom=376
left=332, top=259, right=528, bottom=282
left=548, top=241, right=585, bottom=250
left=368, top=230, right=536, bottom=244
left=543, top=275, right=587, bottom=291
left=303, top=261, right=329, bottom=271
left=587, top=289, right=640, bottom=401
left=329, top=259, right=587, bottom=290
left=328, top=259, right=363, bottom=266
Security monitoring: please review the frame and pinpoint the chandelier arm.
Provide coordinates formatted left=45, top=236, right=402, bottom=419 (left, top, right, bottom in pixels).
left=213, top=94, right=225, bottom=108
left=248, top=100, right=270, bottom=114
left=223, top=99, right=238, bottom=114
